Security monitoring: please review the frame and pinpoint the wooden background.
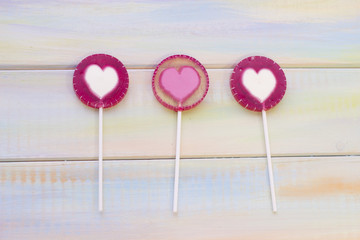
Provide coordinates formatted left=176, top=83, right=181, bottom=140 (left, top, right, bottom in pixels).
left=1, top=0, right=360, bottom=239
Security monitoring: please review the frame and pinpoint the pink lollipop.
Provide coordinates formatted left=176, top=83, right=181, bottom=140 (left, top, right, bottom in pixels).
left=230, top=56, right=286, bottom=212
left=73, top=54, right=129, bottom=212
left=153, top=55, right=209, bottom=212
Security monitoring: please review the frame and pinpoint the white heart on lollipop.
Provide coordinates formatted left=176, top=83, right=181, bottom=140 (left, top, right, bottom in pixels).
left=84, top=64, right=118, bottom=99
left=242, top=68, right=276, bottom=103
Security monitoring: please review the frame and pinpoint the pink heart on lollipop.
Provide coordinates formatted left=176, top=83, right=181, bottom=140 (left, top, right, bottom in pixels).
left=159, top=66, right=200, bottom=104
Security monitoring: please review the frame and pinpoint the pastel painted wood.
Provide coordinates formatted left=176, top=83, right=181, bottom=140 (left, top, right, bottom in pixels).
left=1, top=0, right=360, bottom=238
left=1, top=157, right=360, bottom=239
left=1, top=69, right=360, bottom=160
left=0, top=0, right=359, bottom=69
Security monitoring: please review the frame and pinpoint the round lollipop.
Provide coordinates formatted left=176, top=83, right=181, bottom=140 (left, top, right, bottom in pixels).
left=73, top=54, right=129, bottom=212
left=230, top=56, right=286, bottom=212
left=153, top=55, right=209, bottom=213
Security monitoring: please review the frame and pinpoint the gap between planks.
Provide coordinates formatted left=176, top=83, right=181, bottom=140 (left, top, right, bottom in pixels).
left=1, top=154, right=360, bottom=164
left=0, top=67, right=359, bottom=75
left=1, top=66, right=360, bottom=71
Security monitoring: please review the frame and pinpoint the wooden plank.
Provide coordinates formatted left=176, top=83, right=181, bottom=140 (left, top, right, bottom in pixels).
left=0, top=0, right=359, bottom=69
left=0, top=69, right=360, bottom=160
left=1, top=157, right=360, bottom=239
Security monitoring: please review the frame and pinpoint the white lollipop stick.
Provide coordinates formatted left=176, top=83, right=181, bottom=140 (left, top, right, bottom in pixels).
left=173, top=110, right=182, bottom=213
left=261, top=110, right=277, bottom=213
left=99, top=107, right=103, bottom=212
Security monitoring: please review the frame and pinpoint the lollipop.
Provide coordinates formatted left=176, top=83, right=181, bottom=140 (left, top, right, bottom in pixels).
left=73, top=54, right=129, bottom=212
left=152, top=55, right=209, bottom=213
left=230, top=56, right=286, bottom=212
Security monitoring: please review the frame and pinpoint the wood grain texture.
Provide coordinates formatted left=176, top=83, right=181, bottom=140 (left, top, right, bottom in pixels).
left=1, top=68, right=360, bottom=160
left=0, top=0, right=359, bottom=69
left=1, top=1, right=359, bottom=239
left=1, top=157, right=360, bottom=239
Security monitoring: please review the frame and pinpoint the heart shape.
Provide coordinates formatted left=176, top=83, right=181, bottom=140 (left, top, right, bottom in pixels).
left=84, top=64, right=118, bottom=99
left=242, top=68, right=276, bottom=103
left=159, top=66, right=200, bottom=103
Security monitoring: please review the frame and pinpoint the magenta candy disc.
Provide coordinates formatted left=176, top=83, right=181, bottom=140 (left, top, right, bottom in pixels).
left=230, top=56, right=286, bottom=112
left=73, top=54, right=129, bottom=109
left=152, top=55, right=209, bottom=112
